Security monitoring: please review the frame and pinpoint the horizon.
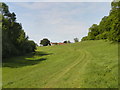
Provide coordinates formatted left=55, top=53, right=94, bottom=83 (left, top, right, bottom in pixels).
left=7, top=2, right=111, bottom=45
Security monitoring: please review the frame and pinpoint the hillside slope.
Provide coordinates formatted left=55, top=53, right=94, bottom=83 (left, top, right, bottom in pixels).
left=2, top=40, right=118, bottom=88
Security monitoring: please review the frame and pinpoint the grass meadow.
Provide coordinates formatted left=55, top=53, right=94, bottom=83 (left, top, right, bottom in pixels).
left=2, top=40, right=118, bottom=88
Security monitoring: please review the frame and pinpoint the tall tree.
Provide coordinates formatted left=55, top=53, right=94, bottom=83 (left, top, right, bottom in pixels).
left=81, top=0, right=120, bottom=42
left=2, top=3, right=36, bottom=58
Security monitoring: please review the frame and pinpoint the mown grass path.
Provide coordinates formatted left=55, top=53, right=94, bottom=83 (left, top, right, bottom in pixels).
left=44, top=50, right=90, bottom=88
left=2, top=40, right=118, bottom=88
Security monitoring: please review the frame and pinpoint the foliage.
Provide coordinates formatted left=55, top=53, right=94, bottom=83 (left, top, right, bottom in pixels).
left=74, top=38, right=79, bottom=43
left=2, top=3, right=36, bottom=58
left=81, top=36, right=88, bottom=41
left=63, top=41, right=67, bottom=43
left=63, top=40, right=71, bottom=43
left=81, top=1, right=120, bottom=42
left=40, top=38, right=51, bottom=46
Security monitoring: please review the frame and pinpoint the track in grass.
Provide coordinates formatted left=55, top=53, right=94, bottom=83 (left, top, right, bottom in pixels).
left=44, top=50, right=90, bottom=88
left=2, top=40, right=118, bottom=88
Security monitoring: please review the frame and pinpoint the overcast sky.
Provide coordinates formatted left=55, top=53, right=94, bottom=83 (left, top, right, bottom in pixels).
left=7, top=2, right=111, bottom=44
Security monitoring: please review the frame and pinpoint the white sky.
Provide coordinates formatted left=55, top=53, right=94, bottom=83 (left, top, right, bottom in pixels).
left=6, top=2, right=111, bottom=44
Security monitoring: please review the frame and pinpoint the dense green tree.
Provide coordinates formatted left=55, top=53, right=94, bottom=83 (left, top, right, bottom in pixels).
left=81, top=0, right=120, bottom=42
left=1, top=3, right=36, bottom=58
left=88, top=24, right=99, bottom=40
left=108, top=0, right=120, bottom=42
left=40, top=38, right=51, bottom=46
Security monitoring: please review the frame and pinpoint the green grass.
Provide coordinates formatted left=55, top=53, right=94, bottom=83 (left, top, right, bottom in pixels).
left=2, top=40, right=118, bottom=88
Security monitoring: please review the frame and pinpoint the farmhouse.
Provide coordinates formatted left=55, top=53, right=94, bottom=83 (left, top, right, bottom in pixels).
left=51, top=42, right=65, bottom=46
left=58, top=43, right=65, bottom=45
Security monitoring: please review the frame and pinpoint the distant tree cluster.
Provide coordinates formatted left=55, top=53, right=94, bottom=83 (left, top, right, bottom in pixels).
left=1, top=3, right=36, bottom=58
left=63, top=40, right=71, bottom=43
left=82, top=1, right=120, bottom=42
left=40, top=38, right=51, bottom=46
left=74, top=38, right=79, bottom=43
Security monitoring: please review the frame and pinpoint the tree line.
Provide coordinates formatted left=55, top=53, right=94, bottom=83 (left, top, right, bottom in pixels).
left=81, top=1, right=120, bottom=42
left=39, top=38, right=79, bottom=46
left=1, top=3, right=36, bottom=58
left=2, top=1, right=119, bottom=59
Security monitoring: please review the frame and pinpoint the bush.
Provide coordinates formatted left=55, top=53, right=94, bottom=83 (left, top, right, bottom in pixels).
left=40, top=38, right=51, bottom=46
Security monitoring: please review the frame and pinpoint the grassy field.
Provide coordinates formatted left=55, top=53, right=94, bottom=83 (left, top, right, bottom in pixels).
left=2, top=40, right=118, bottom=88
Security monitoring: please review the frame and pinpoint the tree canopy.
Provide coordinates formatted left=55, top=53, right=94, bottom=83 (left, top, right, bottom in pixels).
left=63, top=40, right=71, bottom=43
left=40, top=38, right=51, bottom=46
left=82, top=1, right=120, bottom=42
left=1, top=3, right=36, bottom=58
